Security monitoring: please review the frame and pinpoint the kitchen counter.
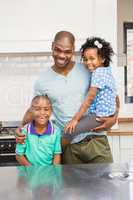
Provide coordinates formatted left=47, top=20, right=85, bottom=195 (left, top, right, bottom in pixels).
left=0, top=163, right=133, bottom=200
left=107, top=121, right=133, bottom=136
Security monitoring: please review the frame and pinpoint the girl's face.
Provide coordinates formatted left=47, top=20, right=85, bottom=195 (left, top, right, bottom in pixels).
left=31, top=98, right=52, bottom=127
left=83, top=48, right=105, bottom=72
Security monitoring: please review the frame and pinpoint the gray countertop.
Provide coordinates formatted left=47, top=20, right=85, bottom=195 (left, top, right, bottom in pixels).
left=0, top=163, right=133, bottom=200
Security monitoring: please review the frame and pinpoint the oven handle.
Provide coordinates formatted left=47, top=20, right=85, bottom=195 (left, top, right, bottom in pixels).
left=0, top=153, right=16, bottom=156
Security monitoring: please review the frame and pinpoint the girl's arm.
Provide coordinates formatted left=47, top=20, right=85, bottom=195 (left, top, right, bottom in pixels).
left=16, top=155, right=31, bottom=166
left=64, top=87, right=97, bottom=133
left=74, top=87, right=97, bottom=121
left=53, top=154, right=61, bottom=165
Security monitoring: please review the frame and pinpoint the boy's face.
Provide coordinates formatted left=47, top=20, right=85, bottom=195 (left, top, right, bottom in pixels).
left=83, top=48, right=105, bottom=72
left=31, top=98, right=52, bottom=126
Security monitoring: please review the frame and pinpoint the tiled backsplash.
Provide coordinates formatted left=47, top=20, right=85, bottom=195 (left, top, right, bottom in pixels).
left=0, top=52, right=81, bottom=75
left=0, top=52, right=80, bottom=121
left=0, top=53, right=53, bottom=76
left=0, top=52, right=132, bottom=120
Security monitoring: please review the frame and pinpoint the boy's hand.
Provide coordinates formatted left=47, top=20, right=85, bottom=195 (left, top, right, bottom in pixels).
left=64, top=119, right=78, bottom=134
left=15, top=128, right=26, bottom=144
left=91, top=115, right=117, bottom=132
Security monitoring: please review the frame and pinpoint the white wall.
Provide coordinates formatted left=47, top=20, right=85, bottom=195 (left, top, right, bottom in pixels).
left=0, top=0, right=118, bottom=121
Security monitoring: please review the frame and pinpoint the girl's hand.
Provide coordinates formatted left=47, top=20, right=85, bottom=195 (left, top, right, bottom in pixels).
left=91, top=115, right=117, bottom=132
left=64, top=119, right=78, bottom=134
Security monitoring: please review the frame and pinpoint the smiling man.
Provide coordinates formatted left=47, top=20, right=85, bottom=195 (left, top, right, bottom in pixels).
left=16, top=31, right=119, bottom=164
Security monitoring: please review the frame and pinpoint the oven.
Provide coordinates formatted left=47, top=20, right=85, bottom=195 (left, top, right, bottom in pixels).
left=0, top=121, right=20, bottom=166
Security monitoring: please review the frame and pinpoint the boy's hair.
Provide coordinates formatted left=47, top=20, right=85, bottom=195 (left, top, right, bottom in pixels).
left=80, top=37, right=114, bottom=67
left=31, top=95, right=52, bottom=107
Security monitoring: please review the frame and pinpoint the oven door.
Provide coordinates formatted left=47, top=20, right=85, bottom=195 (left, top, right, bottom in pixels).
left=0, top=138, right=18, bottom=166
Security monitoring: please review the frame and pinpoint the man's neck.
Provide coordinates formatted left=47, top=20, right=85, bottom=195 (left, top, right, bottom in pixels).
left=52, top=61, right=75, bottom=76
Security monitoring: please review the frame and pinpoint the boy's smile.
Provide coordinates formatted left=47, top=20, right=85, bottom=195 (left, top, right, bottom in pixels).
left=31, top=98, right=52, bottom=128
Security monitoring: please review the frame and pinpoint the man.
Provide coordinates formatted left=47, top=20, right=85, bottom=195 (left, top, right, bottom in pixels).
left=16, top=31, right=119, bottom=164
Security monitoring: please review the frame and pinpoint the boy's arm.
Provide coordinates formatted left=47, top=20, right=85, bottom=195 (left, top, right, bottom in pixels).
left=16, top=155, right=31, bottom=166
left=92, top=95, right=120, bottom=131
left=64, top=87, right=97, bottom=133
left=53, top=128, right=62, bottom=164
left=53, top=154, right=61, bottom=165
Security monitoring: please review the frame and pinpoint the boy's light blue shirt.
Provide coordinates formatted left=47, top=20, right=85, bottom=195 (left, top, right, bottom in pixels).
left=34, top=63, right=106, bottom=143
left=16, top=121, right=62, bottom=165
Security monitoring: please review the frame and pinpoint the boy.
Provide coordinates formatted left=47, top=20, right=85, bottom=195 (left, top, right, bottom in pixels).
left=16, top=95, right=61, bottom=166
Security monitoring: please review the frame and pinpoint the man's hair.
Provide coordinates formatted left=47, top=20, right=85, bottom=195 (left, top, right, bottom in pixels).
left=80, top=37, right=114, bottom=67
left=54, top=31, right=75, bottom=45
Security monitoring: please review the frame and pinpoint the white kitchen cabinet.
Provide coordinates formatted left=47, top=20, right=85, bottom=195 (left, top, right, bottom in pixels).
left=108, top=136, right=120, bottom=163
left=108, top=135, right=133, bottom=163
left=0, top=0, right=117, bottom=52
left=120, top=136, right=133, bottom=163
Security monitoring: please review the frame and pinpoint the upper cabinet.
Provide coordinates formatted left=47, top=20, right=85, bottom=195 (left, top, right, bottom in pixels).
left=0, top=0, right=117, bottom=52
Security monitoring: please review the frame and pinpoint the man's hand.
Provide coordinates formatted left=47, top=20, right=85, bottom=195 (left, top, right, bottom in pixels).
left=91, top=115, right=117, bottom=132
left=64, top=119, right=78, bottom=134
left=15, top=107, right=33, bottom=144
left=15, top=128, right=26, bottom=144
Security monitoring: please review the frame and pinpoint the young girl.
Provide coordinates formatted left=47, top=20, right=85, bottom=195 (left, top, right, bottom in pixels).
left=64, top=37, right=118, bottom=140
left=16, top=95, right=62, bottom=166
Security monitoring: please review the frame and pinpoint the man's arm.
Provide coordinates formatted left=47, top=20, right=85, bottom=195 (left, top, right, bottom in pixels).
left=15, top=108, right=33, bottom=144
left=16, top=155, right=31, bottom=166
left=21, top=108, right=33, bottom=126
left=92, top=95, right=120, bottom=132
left=115, top=95, right=120, bottom=116
left=16, top=77, right=43, bottom=143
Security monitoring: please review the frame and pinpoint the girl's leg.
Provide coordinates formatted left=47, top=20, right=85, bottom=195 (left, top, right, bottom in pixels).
left=62, top=113, right=102, bottom=141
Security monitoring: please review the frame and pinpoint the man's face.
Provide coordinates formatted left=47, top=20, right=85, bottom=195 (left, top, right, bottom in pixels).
left=52, top=38, right=74, bottom=68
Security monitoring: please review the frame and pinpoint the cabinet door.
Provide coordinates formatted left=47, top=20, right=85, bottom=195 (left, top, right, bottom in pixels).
left=0, top=0, right=93, bottom=52
left=120, top=136, right=133, bottom=149
left=120, top=136, right=133, bottom=163
left=121, top=149, right=133, bottom=163
left=108, top=136, right=120, bottom=163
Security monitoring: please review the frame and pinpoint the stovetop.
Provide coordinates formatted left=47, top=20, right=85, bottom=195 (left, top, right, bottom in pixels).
left=0, top=121, right=21, bottom=165
left=0, top=121, right=20, bottom=138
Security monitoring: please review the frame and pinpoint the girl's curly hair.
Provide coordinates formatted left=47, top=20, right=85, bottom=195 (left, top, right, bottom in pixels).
left=80, top=37, right=114, bottom=67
